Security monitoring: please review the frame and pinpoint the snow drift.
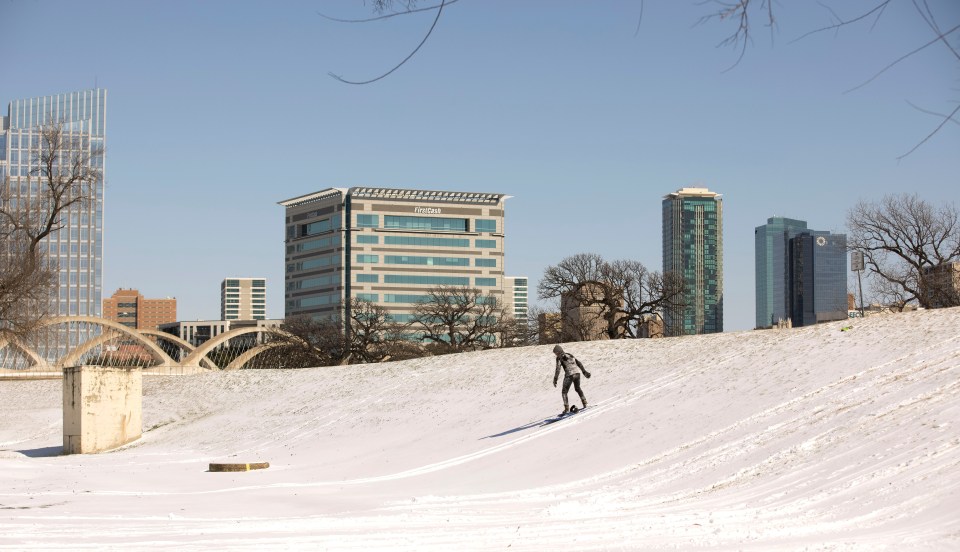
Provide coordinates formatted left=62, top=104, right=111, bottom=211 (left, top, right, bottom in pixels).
left=2, top=308, right=959, bottom=550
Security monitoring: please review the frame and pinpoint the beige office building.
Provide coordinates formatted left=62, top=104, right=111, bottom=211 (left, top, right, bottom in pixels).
left=221, top=278, right=267, bottom=320
left=279, top=187, right=509, bottom=327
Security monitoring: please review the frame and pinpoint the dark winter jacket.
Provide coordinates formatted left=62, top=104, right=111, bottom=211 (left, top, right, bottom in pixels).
left=554, top=352, right=590, bottom=382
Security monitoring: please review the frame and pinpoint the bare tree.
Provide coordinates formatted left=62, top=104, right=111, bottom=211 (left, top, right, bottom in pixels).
left=410, top=285, right=508, bottom=354
left=539, top=253, right=685, bottom=340
left=1, top=120, right=103, bottom=345
left=497, top=312, right=538, bottom=349
left=602, top=259, right=686, bottom=338
left=528, top=302, right=563, bottom=345
left=347, top=297, right=412, bottom=363
left=257, top=316, right=351, bottom=368
left=847, top=194, right=960, bottom=309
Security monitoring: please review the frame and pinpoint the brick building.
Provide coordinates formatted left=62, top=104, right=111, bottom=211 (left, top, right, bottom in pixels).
left=102, top=289, right=177, bottom=330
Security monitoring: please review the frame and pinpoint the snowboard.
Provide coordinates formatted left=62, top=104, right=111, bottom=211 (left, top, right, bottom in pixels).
left=544, top=404, right=586, bottom=424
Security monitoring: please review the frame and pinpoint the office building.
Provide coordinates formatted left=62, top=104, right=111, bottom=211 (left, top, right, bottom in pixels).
left=755, top=217, right=809, bottom=328
left=1, top=89, right=107, bottom=362
left=278, top=187, right=509, bottom=330
left=922, top=262, right=960, bottom=308
left=788, top=231, right=848, bottom=326
left=662, top=187, right=723, bottom=336
left=102, top=288, right=177, bottom=330
left=504, top=276, right=528, bottom=320
left=756, top=217, right=848, bottom=328
left=221, top=278, right=266, bottom=320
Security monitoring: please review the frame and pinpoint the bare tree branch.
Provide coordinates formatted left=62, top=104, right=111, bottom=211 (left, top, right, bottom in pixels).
left=911, top=0, right=960, bottom=61
left=319, top=0, right=459, bottom=24
left=697, top=0, right=775, bottom=72
left=634, top=0, right=645, bottom=37
left=844, top=22, right=960, bottom=94
left=898, top=102, right=960, bottom=160
left=791, top=1, right=893, bottom=44
left=328, top=0, right=448, bottom=85
left=906, top=100, right=960, bottom=127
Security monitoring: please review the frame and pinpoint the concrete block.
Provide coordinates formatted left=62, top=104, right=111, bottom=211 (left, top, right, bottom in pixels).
left=63, top=365, right=142, bottom=454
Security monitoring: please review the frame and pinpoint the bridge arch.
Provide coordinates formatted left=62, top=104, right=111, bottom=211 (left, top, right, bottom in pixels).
left=36, top=316, right=179, bottom=369
left=136, top=329, right=217, bottom=370
left=0, top=337, right=49, bottom=370
left=181, top=326, right=285, bottom=368
left=1, top=317, right=290, bottom=374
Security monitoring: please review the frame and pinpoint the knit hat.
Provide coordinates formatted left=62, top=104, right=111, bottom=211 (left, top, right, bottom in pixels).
left=553, top=344, right=564, bottom=355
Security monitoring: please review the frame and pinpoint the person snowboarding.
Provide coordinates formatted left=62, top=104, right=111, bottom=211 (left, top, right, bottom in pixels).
left=553, top=344, right=591, bottom=414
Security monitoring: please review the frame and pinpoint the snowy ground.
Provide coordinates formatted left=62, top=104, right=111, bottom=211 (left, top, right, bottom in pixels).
left=2, top=308, right=959, bottom=551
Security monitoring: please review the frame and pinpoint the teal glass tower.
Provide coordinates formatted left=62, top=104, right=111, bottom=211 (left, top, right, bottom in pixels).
left=755, top=217, right=808, bottom=328
left=662, top=187, right=723, bottom=336
left=1, top=89, right=106, bottom=361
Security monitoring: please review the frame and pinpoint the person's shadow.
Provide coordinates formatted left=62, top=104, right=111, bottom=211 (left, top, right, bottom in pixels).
left=481, top=414, right=569, bottom=439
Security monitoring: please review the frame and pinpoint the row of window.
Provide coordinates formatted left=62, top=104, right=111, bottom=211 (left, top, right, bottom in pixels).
left=302, top=215, right=342, bottom=237
left=383, top=235, right=470, bottom=247
left=385, top=275, right=493, bottom=287
left=223, top=280, right=266, bottom=288
left=289, top=253, right=341, bottom=272
left=291, top=233, right=500, bottom=251
left=379, top=294, right=499, bottom=305
left=355, top=214, right=498, bottom=233
left=6, top=164, right=99, bottom=177
left=383, top=255, right=470, bottom=266
left=288, top=291, right=341, bottom=309
left=287, top=273, right=338, bottom=291
left=289, top=234, right=342, bottom=254
left=355, top=255, right=499, bottom=268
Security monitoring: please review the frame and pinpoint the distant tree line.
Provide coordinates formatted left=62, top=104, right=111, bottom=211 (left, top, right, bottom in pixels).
left=256, top=289, right=535, bottom=368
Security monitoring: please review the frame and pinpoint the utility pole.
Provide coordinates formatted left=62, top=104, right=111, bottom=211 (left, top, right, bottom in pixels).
left=851, top=251, right=865, bottom=317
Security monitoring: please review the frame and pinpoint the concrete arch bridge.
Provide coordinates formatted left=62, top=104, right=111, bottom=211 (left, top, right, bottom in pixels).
left=0, top=316, right=288, bottom=377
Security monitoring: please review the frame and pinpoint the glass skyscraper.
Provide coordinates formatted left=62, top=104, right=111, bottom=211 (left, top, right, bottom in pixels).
left=755, top=217, right=848, bottom=328
left=662, top=187, right=723, bottom=336
left=788, top=230, right=848, bottom=327
left=1, top=89, right=107, bottom=362
left=755, top=217, right=808, bottom=328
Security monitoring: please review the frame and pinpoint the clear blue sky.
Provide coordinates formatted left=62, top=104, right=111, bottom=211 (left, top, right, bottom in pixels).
left=2, top=1, right=958, bottom=331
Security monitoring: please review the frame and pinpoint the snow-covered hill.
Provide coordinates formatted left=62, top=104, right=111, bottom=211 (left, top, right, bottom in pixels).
left=2, top=308, right=959, bottom=550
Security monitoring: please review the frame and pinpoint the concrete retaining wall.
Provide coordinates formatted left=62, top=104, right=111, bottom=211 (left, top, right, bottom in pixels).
left=63, top=366, right=142, bottom=454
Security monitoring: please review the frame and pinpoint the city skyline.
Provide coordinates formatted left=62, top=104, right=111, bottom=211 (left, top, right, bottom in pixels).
left=2, top=2, right=957, bottom=332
